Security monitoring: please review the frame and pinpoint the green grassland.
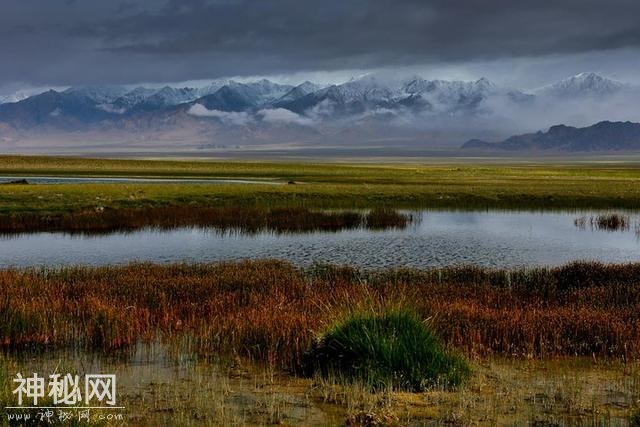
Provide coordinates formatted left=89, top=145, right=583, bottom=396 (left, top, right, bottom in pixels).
left=2, top=155, right=640, bottom=214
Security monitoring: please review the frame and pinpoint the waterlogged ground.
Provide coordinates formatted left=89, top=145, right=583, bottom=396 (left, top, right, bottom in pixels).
left=1, top=348, right=638, bottom=426
left=1, top=210, right=640, bottom=268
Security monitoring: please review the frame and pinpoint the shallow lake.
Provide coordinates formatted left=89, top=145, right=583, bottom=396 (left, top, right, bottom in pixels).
left=1, top=210, right=639, bottom=269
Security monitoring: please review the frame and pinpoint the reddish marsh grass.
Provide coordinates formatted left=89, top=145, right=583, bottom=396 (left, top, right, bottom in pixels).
left=0, top=261, right=639, bottom=370
left=0, top=206, right=410, bottom=234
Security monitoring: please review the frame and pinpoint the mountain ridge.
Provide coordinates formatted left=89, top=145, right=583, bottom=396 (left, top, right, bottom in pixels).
left=0, top=72, right=638, bottom=152
left=462, top=121, right=640, bottom=152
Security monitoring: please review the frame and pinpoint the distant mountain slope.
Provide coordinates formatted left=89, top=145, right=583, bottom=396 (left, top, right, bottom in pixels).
left=107, top=87, right=158, bottom=112
left=0, top=89, right=113, bottom=129
left=275, top=81, right=321, bottom=104
left=130, top=86, right=199, bottom=112
left=190, top=80, right=294, bottom=112
left=276, top=75, right=400, bottom=116
left=462, top=121, right=640, bottom=152
left=194, top=85, right=257, bottom=112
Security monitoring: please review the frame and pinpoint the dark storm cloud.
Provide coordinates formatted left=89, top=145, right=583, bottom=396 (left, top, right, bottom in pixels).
left=1, top=0, right=640, bottom=86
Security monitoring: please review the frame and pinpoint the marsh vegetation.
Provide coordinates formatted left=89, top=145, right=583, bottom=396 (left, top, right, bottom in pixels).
left=304, top=310, right=470, bottom=391
left=0, top=206, right=410, bottom=234
left=574, top=213, right=632, bottom=231
left=1, top=260, right=639, bottom=361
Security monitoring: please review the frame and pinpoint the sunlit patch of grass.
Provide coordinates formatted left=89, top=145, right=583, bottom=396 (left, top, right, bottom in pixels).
left=4, top=156, right=640, bottom=216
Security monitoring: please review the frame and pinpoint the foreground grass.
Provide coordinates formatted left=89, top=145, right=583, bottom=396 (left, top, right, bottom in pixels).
left=4, top=156, right=640, bottom=215
left=1, top=260, right=640, bottom=424
left=305, top=310, right=469, bottom=391
left=0, top=352, right=638, bottom=425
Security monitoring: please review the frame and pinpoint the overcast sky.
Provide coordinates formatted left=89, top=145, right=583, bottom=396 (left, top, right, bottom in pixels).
left=2, top=0, right=640, bottom=94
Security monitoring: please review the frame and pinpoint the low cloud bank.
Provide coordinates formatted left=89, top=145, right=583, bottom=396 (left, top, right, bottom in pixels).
left=257, top=108, right=312, bottom=126
left=188, top=104, right=251, bottom=125
left=190, top=104, right=315, bottom=127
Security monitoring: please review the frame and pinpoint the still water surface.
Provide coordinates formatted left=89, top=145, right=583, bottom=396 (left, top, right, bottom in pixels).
left=1, top=210, right=638, bottom=268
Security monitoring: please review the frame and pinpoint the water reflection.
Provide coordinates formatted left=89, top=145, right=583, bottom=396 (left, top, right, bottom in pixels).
left=1, top=210, right=639, bottom=268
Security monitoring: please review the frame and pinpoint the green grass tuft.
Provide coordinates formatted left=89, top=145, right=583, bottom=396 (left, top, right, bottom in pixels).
left=304, top=310, right=469, bottom=391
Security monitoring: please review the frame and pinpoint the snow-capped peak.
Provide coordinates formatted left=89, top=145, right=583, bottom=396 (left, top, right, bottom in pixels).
left=195, top=80, right=229, bottom=97
left=277, top=81, right=322, bottom=103
left=474, top=77, right=497, bottom=92
left=219, top=79, right=293, bottom=104
left=537, top=72, right=624, bottom=98
left=329, top=74, right=399, bottom=102
left=296, top=81, right=321, bottom=93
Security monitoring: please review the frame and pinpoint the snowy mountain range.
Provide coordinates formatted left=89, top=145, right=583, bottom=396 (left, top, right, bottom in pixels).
left=0, top=72, right=638, bottom=152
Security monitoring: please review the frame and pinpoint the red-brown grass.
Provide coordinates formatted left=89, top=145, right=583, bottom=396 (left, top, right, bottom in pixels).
left=0, top=261, right=639, bottom=370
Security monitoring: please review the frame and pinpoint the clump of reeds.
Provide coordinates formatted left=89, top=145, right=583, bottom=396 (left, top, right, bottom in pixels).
left=365, top=208, right=411, bottom=229
left=0, top=206, right=411, bottom=235
left=304, top=310, right=469, bottom=391
left=594, top=213, right=629, bottom=231
left=574, top=213, right=630, bottom=231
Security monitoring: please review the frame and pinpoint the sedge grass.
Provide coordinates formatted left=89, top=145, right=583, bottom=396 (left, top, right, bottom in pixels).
left=304, top=310, right=469, bottom=391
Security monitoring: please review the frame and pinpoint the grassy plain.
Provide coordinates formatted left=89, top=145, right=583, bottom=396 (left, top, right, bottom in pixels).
left=3, top=155, right=640, bottom=216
